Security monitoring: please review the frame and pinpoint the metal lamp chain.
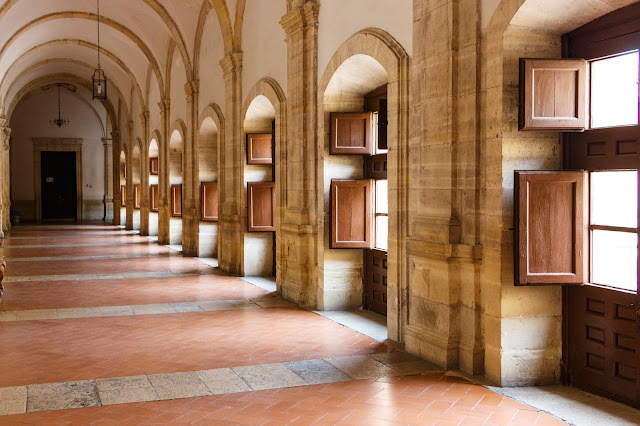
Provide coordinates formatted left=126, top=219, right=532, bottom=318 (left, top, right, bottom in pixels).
left=97, top=0, right=101, bottom=69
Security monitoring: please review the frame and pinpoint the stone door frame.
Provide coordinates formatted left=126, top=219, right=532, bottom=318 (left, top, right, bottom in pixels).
left=33, top=138, right=83, bottom=223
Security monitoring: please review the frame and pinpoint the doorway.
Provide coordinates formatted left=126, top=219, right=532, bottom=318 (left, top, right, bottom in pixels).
left=41, top=151, right=77, bottom=220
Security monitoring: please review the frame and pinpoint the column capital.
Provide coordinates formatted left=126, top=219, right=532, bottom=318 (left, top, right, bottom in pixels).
left=184, top=80, right=199, bottom=100
left=127, top=120, right=134, bottom=133
left=110, top=129, right=120, bottom=141
left=139, top=110, right=150, bottom=125
left=219, top=52, right=243, bottom=75
left=102, top=137, right=113, bottom=146
left=158, top=99, right=171, bottom=112
left=280, top=0, right=319, bottom=36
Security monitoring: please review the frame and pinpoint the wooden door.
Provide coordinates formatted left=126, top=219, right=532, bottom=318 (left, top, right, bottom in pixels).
left=364, top=249, right=388, bottom=315
left=41, top=151, right=77, bottom=220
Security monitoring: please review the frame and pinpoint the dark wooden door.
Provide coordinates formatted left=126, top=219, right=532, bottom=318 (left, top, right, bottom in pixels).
left=41, top=151, right=77, bottom=220
left=364, top=249, right=387, bottom=315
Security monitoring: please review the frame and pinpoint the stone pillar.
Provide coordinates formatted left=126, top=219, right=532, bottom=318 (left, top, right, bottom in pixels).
left=1, top=123, right=11, bottom=233
left=139, top=111, right=150, bottom=236
left=111, top=129, right=122, bottom=225
left=181, top=81, right=200, bottom=256
left=279, top=1, right=320, bottom=307
left=157, top=100, right=171, bottom=245
left=403, top=0, right=483, bottom=373
left=125, top=121, right=134, bottom=230
left=103, top=137, right=114, bottom=221
left=218, top=53, right=243, bottom=275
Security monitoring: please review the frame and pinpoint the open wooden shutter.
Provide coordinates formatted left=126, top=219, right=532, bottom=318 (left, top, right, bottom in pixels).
left=247, top=182, right=275, bottom=232
left=331, top=179, right=373, bottom=249
left=201, top=182, right=219, bottom=221
left=515, top=171, right=588, bottom=285
left=378, top=99, right=388, bottom=151
left=150, top=158, right=159, bottom=175
left=519, top=59, right=587, bottom=131
left=171, top=184, right=182, bottom=217
left=246, top=133, right=274, bottom=165
left=120, top=185, right=126, bottom=207
left=150, top=184, right=159, bottom=212
left=134, top=184, right=141, bottom=209
left=330, top=112, right=373, bottom=155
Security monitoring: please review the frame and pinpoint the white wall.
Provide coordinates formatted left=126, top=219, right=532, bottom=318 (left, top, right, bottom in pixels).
left=198, top=11, right=226, bottom=115
left=318, top=0, right=412, bottom=83
left=9, top=88, right=106, bottom=221
left=482, top=0, right=502, bottom=29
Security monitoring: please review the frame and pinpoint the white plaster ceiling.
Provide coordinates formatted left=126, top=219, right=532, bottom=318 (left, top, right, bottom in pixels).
left=324, top=54, right=388, bottom=97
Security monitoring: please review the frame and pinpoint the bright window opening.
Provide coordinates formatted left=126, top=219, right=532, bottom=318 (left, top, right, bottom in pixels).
left=590, top=51, right=639, bottom=129
left=590, top=170, right=638, bottom=292
left=374, top=179, right=388, bottom=250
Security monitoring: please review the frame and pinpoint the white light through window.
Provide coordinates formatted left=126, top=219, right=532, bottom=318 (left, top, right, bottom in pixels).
left=591, top=51, right=639, bottom=128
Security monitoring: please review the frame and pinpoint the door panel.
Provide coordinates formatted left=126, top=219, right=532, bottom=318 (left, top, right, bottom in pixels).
left=364, top=249, right=387, bottom=316
left=41, top=151, right=77, bottom=220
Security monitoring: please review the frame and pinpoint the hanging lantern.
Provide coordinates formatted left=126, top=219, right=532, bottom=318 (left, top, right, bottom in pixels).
left=92, top=67, right=107, bottom=100
left=92, top=0, right=107, bottom=100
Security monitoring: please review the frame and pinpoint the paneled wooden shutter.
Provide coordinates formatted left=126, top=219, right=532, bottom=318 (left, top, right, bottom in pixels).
left=150, top=184, right=159, bottom=212
left=201, top=182, right=219, bottom=221
left=150, top=158, right=159, bottom=175
left=515, top=171, right=588, bottom=285
left=120, top=185, right=126, bottom=207
left=246, top=133, right=274, bottom=165
left=134, top=184, right=141, bottom=209
left=330, top=112, right=373, bottom=155
left=330, top=180, right=373, bottom=249
left=171, top=184, right=182, bottom=217
left=519, top=59, right=587, bottom=131
left=247, top=182, right=275, bottom=232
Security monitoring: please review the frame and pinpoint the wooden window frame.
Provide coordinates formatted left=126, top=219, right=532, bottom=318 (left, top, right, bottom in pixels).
left=330, top=179, right=373, bottom=249
left=247, top=181, right=276, bottom=232
left=171, top=184, right=182, bottom=217
left=246, top=133, right=274, bottom=165
left=201, top=182, right=219, bottom=222
left=120, top=185, right=126, bottom=207
left=150, top=158, right=159, bottom=175
left=150, top=184, right=159, bottom=212
left=330, top=112, right=373, bottom=155
left=134, top=184, right=141, bottom=209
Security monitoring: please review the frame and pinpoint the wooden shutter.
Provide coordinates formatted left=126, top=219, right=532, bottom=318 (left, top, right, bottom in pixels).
left=171, top=184, right=182, bottom=217
left=246, top=133, right=274, bottom=165
left=134, top=184, right=141, bottom=209
left=150, top=184, right=159, bottom=212
left=201, top=182, right=219, bottom=221
left=120, top=185, right=126, bottom=207
left=378, top=99, right=388, bottom=151
left=515, top=171, right=588, bottom=285
left=330, top=180, right=373, bottom=249
left=247, top=182, right=275, bottom=232
left=150, top=158, right=159, bottom=175
left=330, top=112, right=373, bottom=155
left=519, top=59, right=587, bottom=131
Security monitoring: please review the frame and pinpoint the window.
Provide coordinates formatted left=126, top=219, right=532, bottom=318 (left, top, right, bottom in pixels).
left=590, top=170, right=638, bottom=291
left=201, top=182, right=219, bottom=222
left=171, top=184, right=182, bottom=217
left=134, top=184, right=141, bottom=209
left=247, top=182, right=275, bottom=232
left=590, top=52, right=639, bottom=129
left=374, top=179, right=388, bottom=250
left=150, top=184, right=158, bottom=212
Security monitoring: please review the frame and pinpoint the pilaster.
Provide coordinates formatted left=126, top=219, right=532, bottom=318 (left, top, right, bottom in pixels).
left=139, top=111, right=150, bottom=235
left=158, top=99, right=171, bottom=245
left=279, top=1, right=320, bottom=306
left=102, top=137, right=114, bottom=221
left=182, top=81, right=200, bottom=256
left=125, top=121, right=134, bottom=230
left=111, top=129, right=121, bottom=225
left=218, top=52, right=243, bottom=275
left=0, top=118, right=10, bottom=234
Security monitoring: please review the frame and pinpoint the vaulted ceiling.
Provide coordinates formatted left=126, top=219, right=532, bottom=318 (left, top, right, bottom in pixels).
left=0, top=0, right=241, bottom=126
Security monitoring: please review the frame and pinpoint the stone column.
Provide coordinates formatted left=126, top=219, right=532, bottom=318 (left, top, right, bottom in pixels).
left=125, top=121, right=134, bottom=230
left=1, top=124, right=11, bottom=233
left=111, top=129, right=122, bottom=225
left=103, top=137, right=114, bottom=221
left=279, top=1, right=320, bottom=306
left=218, top=53, right=243, bottom=275
left=139, top=111, right=150, bottom=236
left=157, top=100, right=171, bottom=245
left=181, top=81, right=200, bottom=256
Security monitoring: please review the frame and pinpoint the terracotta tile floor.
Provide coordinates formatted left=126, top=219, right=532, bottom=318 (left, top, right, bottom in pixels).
left=0, top=225, right=567, bottom=424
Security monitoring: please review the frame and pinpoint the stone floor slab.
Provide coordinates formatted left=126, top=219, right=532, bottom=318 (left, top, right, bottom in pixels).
left=169, top=302, right=204, bottom=313
left=0, top=386, right=27, bottom=415
left=284, top=359, right=352, bottom=385
left=232, top=363, right=307, bottom=391
left=27, top=380, right=100, bottom=413
left=147, top=372, right=211, bottom=400
left=195, top=368, right=252, bottom=395
left=326, top=355, right=398, bottom=379
left=97, top=376, right=159, bottom=405
left=130, top=304, right=176, bottom=315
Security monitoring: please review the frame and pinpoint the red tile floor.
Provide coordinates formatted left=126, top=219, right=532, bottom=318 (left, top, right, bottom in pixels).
left=0, top=224, right=567, bottom=424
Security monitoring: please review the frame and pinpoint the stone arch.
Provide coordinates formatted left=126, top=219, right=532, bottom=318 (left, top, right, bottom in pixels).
left=0, top=40, right=145, bottom=110
left=318, top=28, right=409, bottom=343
